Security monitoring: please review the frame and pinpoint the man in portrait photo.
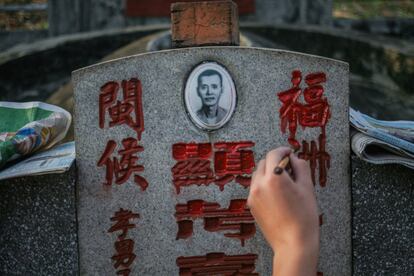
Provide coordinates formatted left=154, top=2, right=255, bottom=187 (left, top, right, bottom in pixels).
left=196, top=69, right=228, bottom=125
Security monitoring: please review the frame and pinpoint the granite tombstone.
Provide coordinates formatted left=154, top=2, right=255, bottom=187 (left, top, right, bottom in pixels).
left=73, top=47, right=350, bottom=275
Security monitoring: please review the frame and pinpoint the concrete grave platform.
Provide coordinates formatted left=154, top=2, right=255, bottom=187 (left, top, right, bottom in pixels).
left=352, top=156, right=414, bottom=275
left=0, top=165, right=78, bottom=275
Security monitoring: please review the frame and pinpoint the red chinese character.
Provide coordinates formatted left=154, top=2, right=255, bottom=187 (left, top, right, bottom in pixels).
left=171, top=143, right=214, bottom=194
left=214, top=141, right=255, bottom=190
left=99, top=78, right=144, bottom=140
left=108, top=208, right=139, bottom=275
left=175, top=199, right=255, bottom=246
left=300, top=72, right=330, bottom=134
left=112, top=239, right=136, bottom=270
left=278, top=70, right=303, bottom=149
left=278, top=70, right=331, bottom=187
left=171, top=142, right=256, bottom=193
left=298, top=134, right=330, bottom=187
left=277, top=71, right=330, bottom=149
left=108, top=208, right=140, bottom=239
left=176, top=253, right=259, bottom=276
left=97, top=138, right=148, bottom=191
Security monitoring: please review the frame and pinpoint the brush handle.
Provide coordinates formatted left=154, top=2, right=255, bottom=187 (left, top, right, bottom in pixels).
left=273, top=155, right=290, bottom=175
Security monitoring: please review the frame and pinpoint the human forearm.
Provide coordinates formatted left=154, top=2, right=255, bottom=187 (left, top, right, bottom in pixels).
left=273, top=241, right=319, bottom=276
left=247, top=147, right=320, bottom=276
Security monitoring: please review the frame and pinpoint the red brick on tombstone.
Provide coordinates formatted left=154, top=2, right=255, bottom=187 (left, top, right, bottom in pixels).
left=171, top=0, right=240, bottom=48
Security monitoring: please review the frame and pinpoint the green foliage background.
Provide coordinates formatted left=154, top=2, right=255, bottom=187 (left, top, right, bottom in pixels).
left=0, top=0, right=47, bottom=30
left=334, top=0, right=414, bottom=19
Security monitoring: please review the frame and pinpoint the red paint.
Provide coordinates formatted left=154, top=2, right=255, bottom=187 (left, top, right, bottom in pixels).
left=108, top=208, right=140, bottom=239
left=278, top=70, right=303, bottom=150
left=112, top=239, right=136, bottom=269
left=214, top=141, right=255, bottom=190
left=177, top=220, right=194, bottom=239
left=301, top=72, right=330, bottom=135
left=99, top=78, right=144, bottom=140
left=99, top=81, right=119, bottom=128
left=108, top=208, right=139, bottom=275
left=117, top=269, right=131, bottom=276
left=176, top=253, right=259, bottom=275
left=172, top=142, right=255, bottom=193
left=277, top=70, right=331, bottom=187
left=173, top=143, right=212, bottom=160
left=97, top=138, right=148, bottom=191
left=125, top=0, right=255, bottom=17
left=97, top=140, right=117, bottom=186
left=298, top=134, right=330, bottom=187
left=175, top=199, right=255, bottom=246
left=278, top=71, right=330, bottom=150
left=172, top=160, right=215, bottom=194
left=171, top=143, right=214, bottom=193
left=306, top=72, right=327, bottom=86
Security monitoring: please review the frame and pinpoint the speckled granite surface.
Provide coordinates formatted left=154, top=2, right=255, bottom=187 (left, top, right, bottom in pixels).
left=0, top=165, right=78, bottom=276
left=352, top=156, right=414, bottom=275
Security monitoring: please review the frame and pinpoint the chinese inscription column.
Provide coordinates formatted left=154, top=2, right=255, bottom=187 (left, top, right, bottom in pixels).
left=278, top=70, right=331, bottom=276
left=98, top=78, right=148, bottom=275
left=108, top=208, right=140, bottom=275
left=278, top=70, right=331, bottom=187
left=172, top=141, right=259, bottom=274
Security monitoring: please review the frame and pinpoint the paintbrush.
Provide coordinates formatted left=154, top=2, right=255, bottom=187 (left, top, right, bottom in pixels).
left=273, top=148, right=298, bottom=175
left=273, top=155, right=290, bottom=175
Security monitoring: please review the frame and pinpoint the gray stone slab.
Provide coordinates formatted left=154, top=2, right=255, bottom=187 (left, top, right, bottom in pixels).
left=352, top=156, right=414, bottom=275
left=73, top=47, right=350, bottom=275
left=0, top=165, right=78, bottom=275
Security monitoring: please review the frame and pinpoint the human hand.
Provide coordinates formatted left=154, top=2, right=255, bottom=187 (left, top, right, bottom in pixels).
left=247, top=147, right=319, bottom=275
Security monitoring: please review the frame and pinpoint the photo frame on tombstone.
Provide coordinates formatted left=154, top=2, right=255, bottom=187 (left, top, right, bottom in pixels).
left=184, top=62, right=237, bottom=130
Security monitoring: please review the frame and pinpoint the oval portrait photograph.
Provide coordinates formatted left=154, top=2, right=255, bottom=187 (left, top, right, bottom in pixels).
left=184, top=61, right=237, bottom=130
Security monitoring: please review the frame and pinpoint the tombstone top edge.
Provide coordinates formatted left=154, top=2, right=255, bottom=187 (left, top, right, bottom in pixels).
left=71, top=46, right=349, bottom=78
